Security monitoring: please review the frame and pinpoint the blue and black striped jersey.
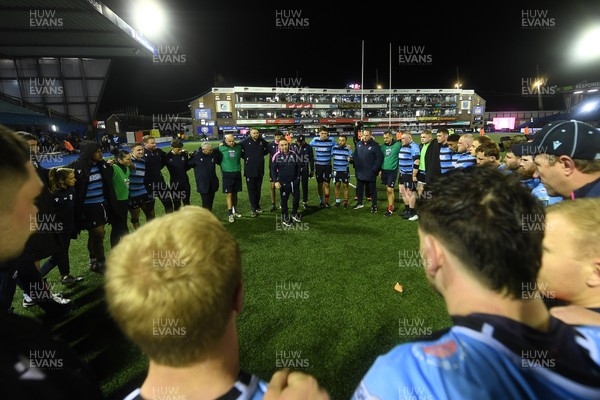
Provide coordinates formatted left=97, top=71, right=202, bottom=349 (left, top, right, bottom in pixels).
left=129, top=157, right=148, bottom=198
left=398, top=142, right=420, bottom=174
left=454, top=152, right=477, bottom=169
left=83, top=164, right=105, bottom=204
left=309, top=137, right=335, bottom=166
left=439, top=145, right=454, bottom=174
left=331, top=145, right=352, bottom=172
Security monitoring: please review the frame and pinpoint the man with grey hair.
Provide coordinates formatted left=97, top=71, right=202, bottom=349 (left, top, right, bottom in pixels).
left=189, top=142, right=222, bottom=211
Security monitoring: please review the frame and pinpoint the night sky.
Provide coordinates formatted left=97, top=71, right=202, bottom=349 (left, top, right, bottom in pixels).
left=97, top=0, right=600, bottom=117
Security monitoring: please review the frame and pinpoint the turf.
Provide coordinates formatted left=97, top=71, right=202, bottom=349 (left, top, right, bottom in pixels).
left=11, top=134, right=517, bottom=399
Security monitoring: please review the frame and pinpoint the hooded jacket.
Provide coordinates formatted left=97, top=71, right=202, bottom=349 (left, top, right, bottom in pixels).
left=66, top=140, right=118, bottom=233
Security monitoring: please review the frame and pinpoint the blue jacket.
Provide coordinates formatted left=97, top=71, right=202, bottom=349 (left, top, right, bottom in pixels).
left=354, top=138, right=383, bottom=181
left=271, top=150, right=301, bottom=184
left=239, top=136, right=269, bottom=178
left=188, top=150, right=222, bottom=194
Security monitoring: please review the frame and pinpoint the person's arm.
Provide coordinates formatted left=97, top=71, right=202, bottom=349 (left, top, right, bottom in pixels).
left=264, top=370, right=330, bottom=400
left=271, top=155, right=280, bottom=188
left=373, top=144, right=383, bottom=174
left=215, top=148, right=223, bottom=165
left=412, top=146, right=420, bottom=182
left=353, top=121, right=362, bottom=145
left=159, top=148, right=167, bottom=168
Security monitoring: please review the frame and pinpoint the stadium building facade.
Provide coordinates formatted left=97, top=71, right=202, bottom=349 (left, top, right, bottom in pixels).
left=189, top=86, right=486, bottom=138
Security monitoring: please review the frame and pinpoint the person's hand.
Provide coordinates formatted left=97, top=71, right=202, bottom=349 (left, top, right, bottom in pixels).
left=106, top=159, right=115, bottom=165
left=264, top=370, right=329, bottom=400
left=275, top=182, right=281, bottom=189
left=550, top=305, right=600, bottom=326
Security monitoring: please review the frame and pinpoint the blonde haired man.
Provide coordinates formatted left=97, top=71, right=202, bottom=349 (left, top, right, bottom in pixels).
left=106, top=206, right=267, bottom=400
left=538, top=198, right=600, bottom=322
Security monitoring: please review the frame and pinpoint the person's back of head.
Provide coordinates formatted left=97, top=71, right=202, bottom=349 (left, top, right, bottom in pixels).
left=419, top=166, right=544, bottom=298
left=105, top=206, right=242, bottom=366
left=447, top=133, right=461, bottom=144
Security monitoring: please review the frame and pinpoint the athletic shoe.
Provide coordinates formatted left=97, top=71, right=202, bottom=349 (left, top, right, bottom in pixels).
left=250, top=211, right=257, bottom=218
left=60, top=275, right=83, bottom=284
left=408, top=214, right=419, bottom=221
left=90, top=261, right=105, bottom=274
left=52, top=293, right=71, bottom=304
left=233, top=212, right=242, bottom=218
left=353, top=204, right=364, bottom=210
left=292, top=214, right=302, bottom=223
left=89, top=261, right=105, bottom=274
left=282, top=218, right=292, bottom=227
left=334, top=202, right=340, bottom=207
left=269, top=205, right=277, bottom=212
left=343, top=203, right=349, bottom=209
left=384, top=210, right=393, bottom=217
left=256, top=208, right=263, bottom=214
left=367, top=197, right=372, bottom=201
left=228, top=214, right=235, bottom=223
left=324, top=203, right=331, bottom=209
left=302, top=202, right=308, bottom=209
left=23, top=297, right=35, bottom=307
left=353, top=196, right=358, bottom=200
left=371, top=206, right=378, bottom=213
left=319, top=202, right=325, bottom=209
left=402, top=211, right=411, bottom=219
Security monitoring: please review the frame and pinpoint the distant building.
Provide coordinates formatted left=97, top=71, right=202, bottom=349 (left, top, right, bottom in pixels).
left=105, top=113, right=192, bottom=143
left=189, top=86, right=486, bottom=138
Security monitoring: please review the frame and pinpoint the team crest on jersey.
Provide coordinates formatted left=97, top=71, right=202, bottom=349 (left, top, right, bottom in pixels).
left=412, top=338, right=465, bottom=370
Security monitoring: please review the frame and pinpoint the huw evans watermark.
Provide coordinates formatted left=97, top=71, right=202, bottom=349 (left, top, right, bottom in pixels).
left=152, top=250, right=186, bottom=269
left=399, top=385, right=434, bottom=400
left=152, top=318, right=187, bottom=337
left=29, top=9, right=63, bottom=29
left=151, top=182, right=189, bottom=204
left=521, top=281, right=556, bottom=301
left=153, top=45, right=187, bottom=66
left=398, top=249, right=431, bottom=269
left=275, top=214, right=310, bottom=232
left=275, top=10, right=309, bottom=29
left=399, top=318, right=433, bottom=338
left=521, top=10, right=555, bottom=29
left=29, top=78, right=63, bottom=97
left=521, top=349, right=556, bottom=370
left=30, top=213, right=63, bottom=233
left=29, top=350, right=63, bottom=369
left=521, top=78, right=557, bottom=98
left=152, top=386, right=187, bottom=400
left=152, top=114, right=187, bottom=132
left=275, top=282, right=309, bottom=300
left=275, top=350, right=310, bottom=369
left=398, top=45, right=432, bottom=66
